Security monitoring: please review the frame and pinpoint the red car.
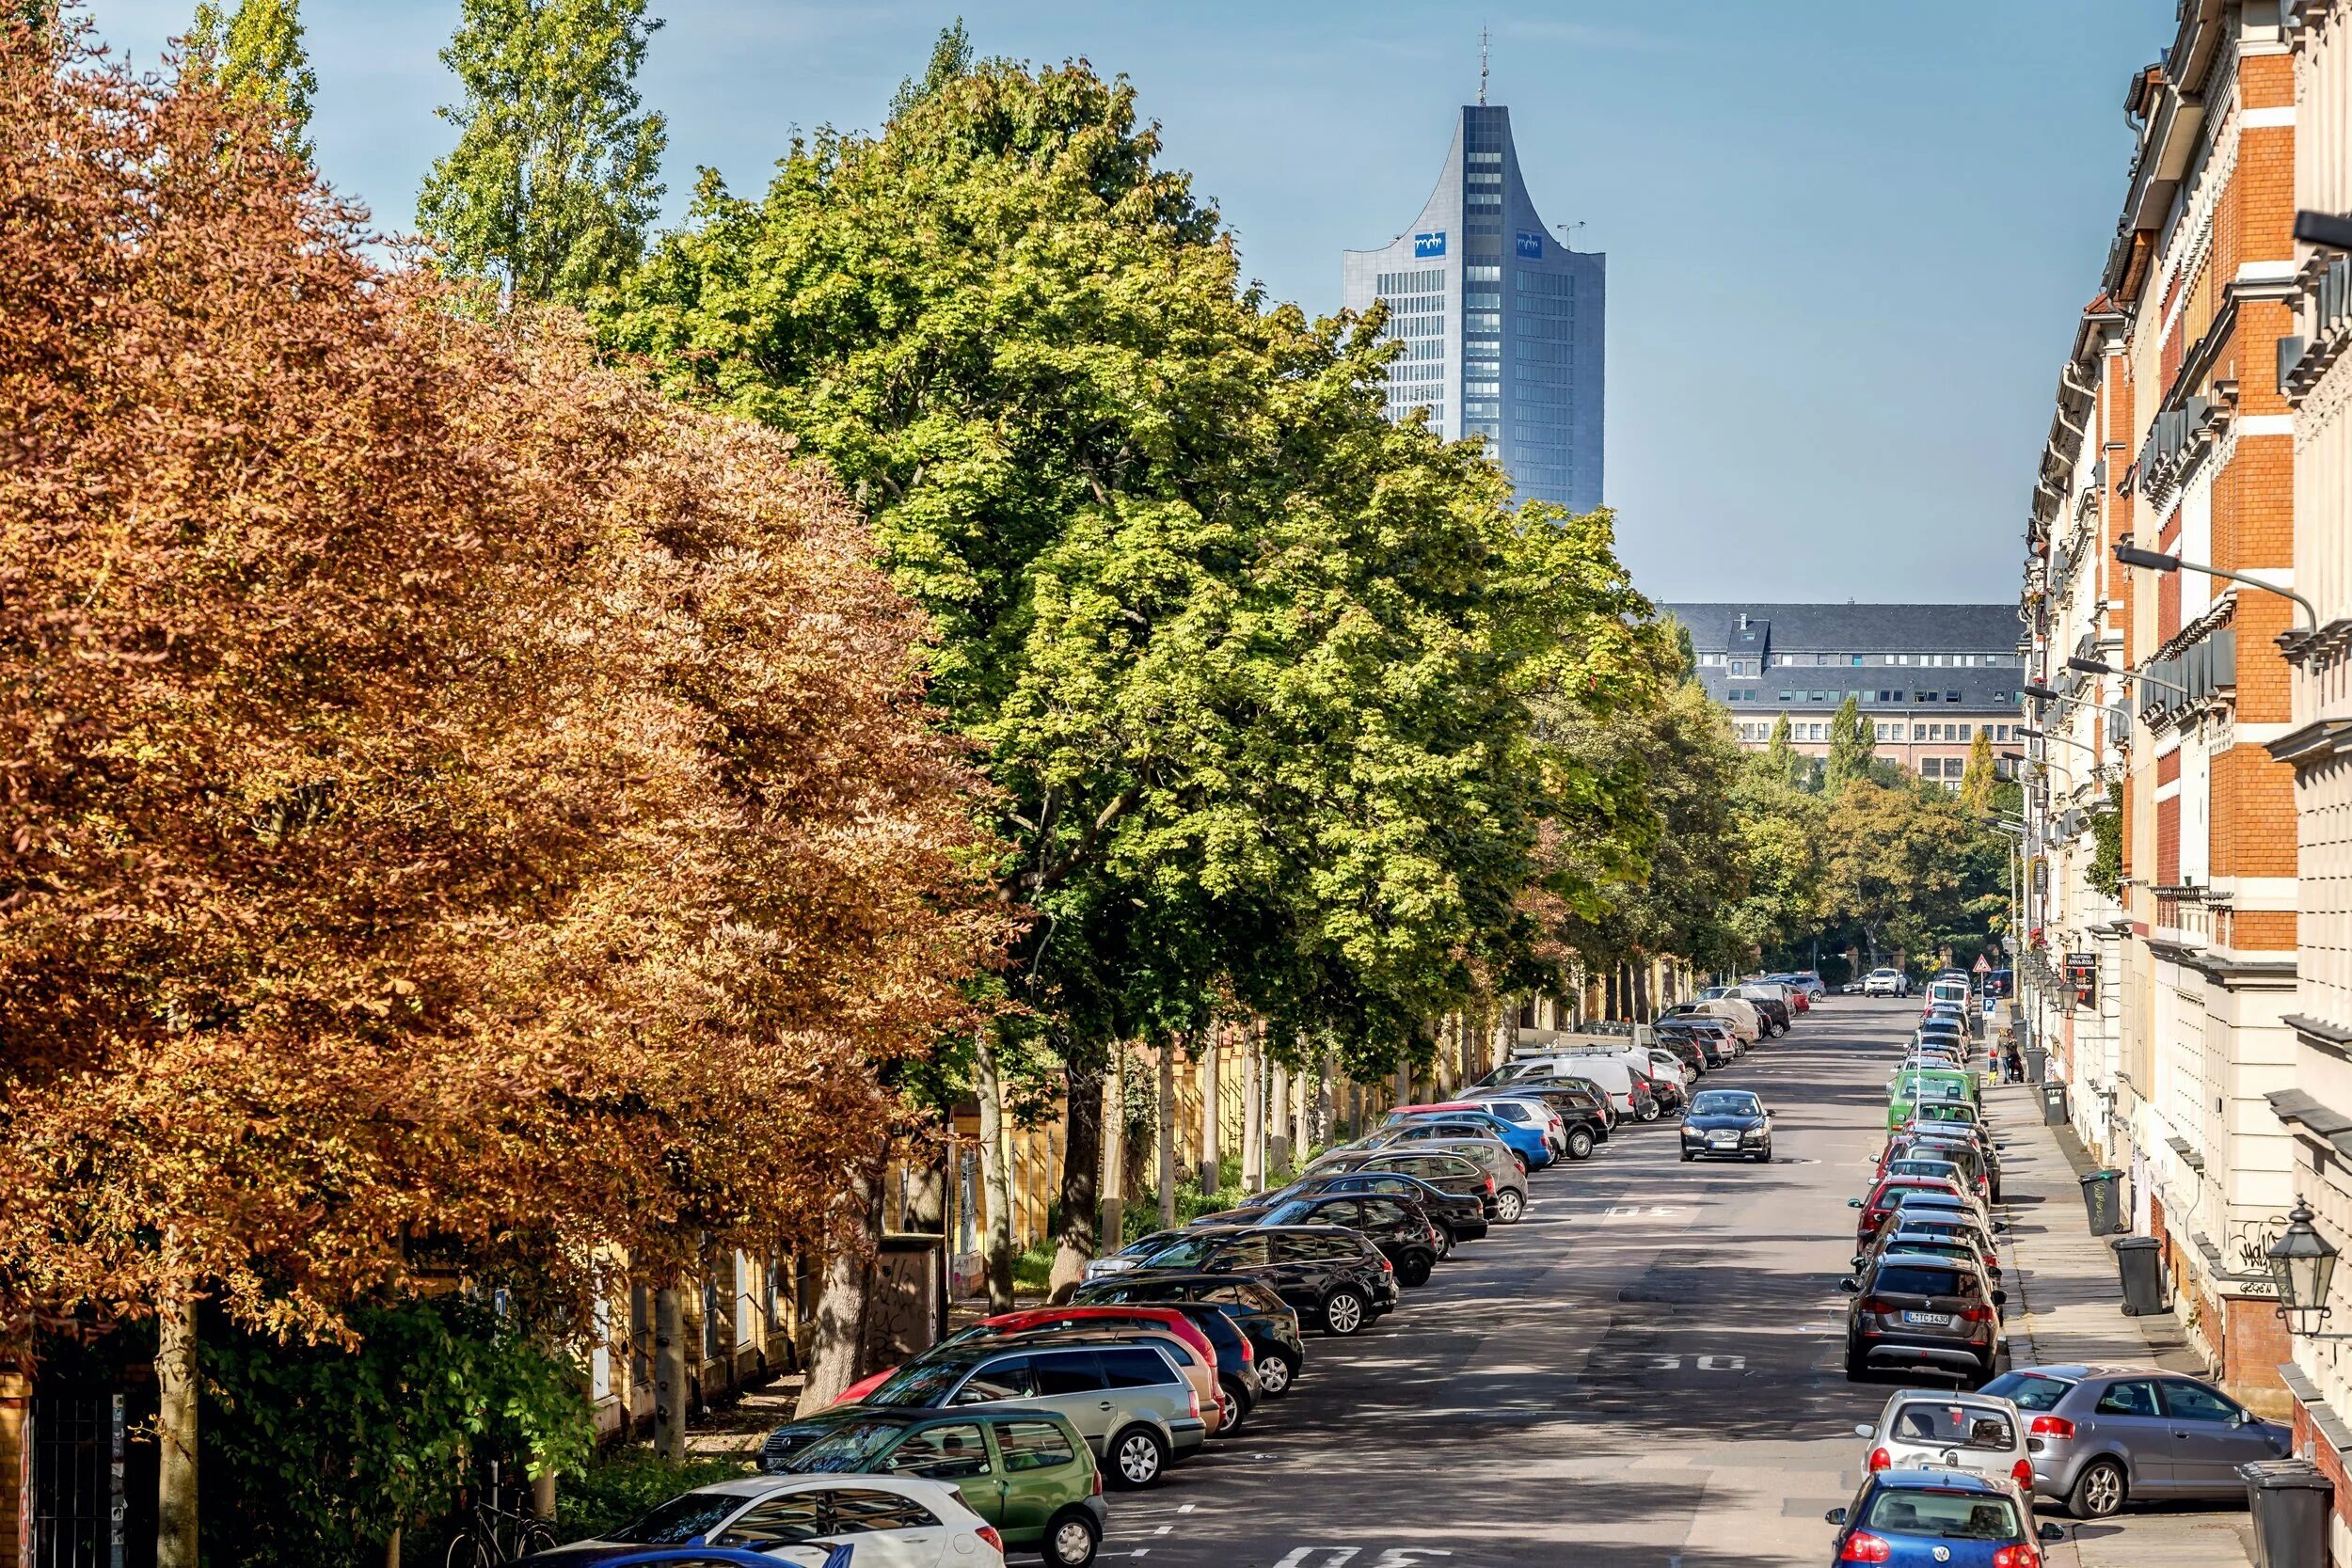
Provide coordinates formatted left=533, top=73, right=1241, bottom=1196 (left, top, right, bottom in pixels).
left=1851, top=1174, right=1968, bottom=1244
left=829, top=1304, right=1222, bottom=1410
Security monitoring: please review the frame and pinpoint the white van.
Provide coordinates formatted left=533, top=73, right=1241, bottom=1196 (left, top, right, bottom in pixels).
left=1524, top=1053, right=1649, bottom=1120
left=1928, top=978, right=1971, bottom=1013
left=1697, top=997, right=1762, bottom=1043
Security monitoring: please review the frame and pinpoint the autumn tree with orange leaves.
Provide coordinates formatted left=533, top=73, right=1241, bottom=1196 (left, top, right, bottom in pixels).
left=0, top=17, right=1007, bottom=1559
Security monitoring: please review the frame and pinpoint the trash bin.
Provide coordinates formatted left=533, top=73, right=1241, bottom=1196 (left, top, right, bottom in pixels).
left=2240, top=1457, right=2333, bottom=1568
left=2079, top=1168, right=2124, bottom=1236
left=2024, top=1045, right=2048, bottom=1084
left=2042, top=1080, right=2069, bottom=1125
left=2112, top=1235, right=2165, bottom=1314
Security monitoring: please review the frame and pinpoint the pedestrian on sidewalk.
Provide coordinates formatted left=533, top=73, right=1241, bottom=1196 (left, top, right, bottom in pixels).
left=2002, top=1042, right=2024, bottom=1084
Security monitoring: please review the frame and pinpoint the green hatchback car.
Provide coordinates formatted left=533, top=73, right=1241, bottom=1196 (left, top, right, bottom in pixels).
left=1886, top=1067, right=1978, bottom=1130
left=786, top=1406, right=1108, bottom=1568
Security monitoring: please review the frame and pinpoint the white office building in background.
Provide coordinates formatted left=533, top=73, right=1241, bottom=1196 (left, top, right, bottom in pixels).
left=1342, top=101, right=1605, bottom=513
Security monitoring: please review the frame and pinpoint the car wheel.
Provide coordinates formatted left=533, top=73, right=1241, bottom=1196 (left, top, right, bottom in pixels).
left=1756, top=1142, right=1772, bottom=1163
left=1638, top=1101, right=1661, bottom=1123
left=1109, top=1424, right=1168, bottom=1488
left=1566, top=1126, right=1596, bottom=1161
left=1046, top=1508, right=1102, bottom=1568
left=1436, top=1227, right=1454, bottom=1259
left=2068, top=1457, right=2125, bottom=1520
left=1680, top=1149, right=1695, bottom=1162
left=1256, top=1351, right=1297, bottom=1397
left=1843, top=1342, right=1865, bottom=1381
left=1396, top=1252, right=1433, bottom=1288
left=1321, top=1288, right=1368, bottom=1337
left=1215, top=1377, right=1249, bottom=1436
left=1493, top=1188, right=1525, bottom=1224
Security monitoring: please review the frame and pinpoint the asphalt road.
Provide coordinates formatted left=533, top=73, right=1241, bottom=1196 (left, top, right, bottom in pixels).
left=1099, top=997, right=1931, bottom=1568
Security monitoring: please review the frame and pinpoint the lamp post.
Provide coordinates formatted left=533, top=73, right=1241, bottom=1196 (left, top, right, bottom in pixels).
left=2067, top=654, right=2188, bottom=700
left=2114, top=543, right=2318, bottom=634
left=2267, top=1197, right=2352, bottom=1339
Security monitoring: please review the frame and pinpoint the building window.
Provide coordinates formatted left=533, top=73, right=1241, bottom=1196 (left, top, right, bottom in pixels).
left=1912, top=724, right=1926, bottom=740
left=1946, top=690, right=1960, bottom=703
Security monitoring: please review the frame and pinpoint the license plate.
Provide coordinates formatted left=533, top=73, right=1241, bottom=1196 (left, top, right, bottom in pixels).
left=1903, top=1310, right=1956, bottom=1327
left=1709, top=1132, right=1738, bottom=1146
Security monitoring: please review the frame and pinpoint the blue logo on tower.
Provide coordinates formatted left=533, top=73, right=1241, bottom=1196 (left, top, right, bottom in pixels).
left=1516, top=230, right=1544, bottom=260
left=1413, top=230, right=1446, bottom=260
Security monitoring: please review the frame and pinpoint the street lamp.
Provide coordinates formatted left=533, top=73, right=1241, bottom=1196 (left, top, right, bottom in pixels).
left=2113, top=543, right=2318, bottom=633
left=2266, top=1197, right=2352, bottom=1338
left=2296, top=210, right=2352, bottom=251
left=2016, top=725, right=2097, bottom=755
left=2066, top=655, right=2187, bottom=700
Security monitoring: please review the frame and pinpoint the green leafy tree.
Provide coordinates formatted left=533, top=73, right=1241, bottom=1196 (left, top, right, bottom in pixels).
left=1726, top=751, right=1826, bottom=964
left=416, top=0, right=666, bottom=305
left=1825, top=693, right=1874, bottom=792
left=1959, top=727, right=1996, bottom=814
left=600, top=39, right=1663, bottom=1284
left=187, top=0, right=316, bottom=159
left=1765, top=712, right=1805, bottom=788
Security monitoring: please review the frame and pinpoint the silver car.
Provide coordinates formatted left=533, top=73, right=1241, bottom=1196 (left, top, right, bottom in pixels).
left=1980, top=1363, right=2291, bottom=1519
left=1312, top=1136, right=1530, bottom=1223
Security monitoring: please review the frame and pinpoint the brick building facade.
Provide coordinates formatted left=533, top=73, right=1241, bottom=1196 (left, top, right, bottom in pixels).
left=2022, top=0, right=2306, bottom=1435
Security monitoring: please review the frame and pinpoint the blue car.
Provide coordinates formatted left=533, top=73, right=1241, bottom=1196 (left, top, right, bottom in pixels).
left=1382, top=1104, right=1554, bottom=1169
left=1823, top=1468, right=2061, bottom=1566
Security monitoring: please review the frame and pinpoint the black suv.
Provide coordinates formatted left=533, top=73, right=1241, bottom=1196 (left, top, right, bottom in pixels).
left=1840, top=1250, right=2005, bottom=1385
left=1249, top=1192, right=1443, bottom=1285
left=1209, top=1169, right=1487, bottom=1248
left=1072, top=1272, right=1309, bottom=1397
left=1296, top=1148, right=1503, bottom=1217
left=1129, top=1224, right=1397, bottom=1336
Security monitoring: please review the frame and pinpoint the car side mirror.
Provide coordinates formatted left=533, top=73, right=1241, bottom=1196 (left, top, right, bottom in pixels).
left=1993, top=1221, right=2010, bottom=1234
left=1823, top=1507, right=1848, bottom=1526
left=1851, top=1423, right=1874, bottom=1439
left=1991, top=1289, right=2007, bottom=1306
left=1848, top=1198, right=1863, bottom=1209
left=1838, top=1277, right=1861, bottom=1292
left=2039, top=1523, right=2066, bottom=1544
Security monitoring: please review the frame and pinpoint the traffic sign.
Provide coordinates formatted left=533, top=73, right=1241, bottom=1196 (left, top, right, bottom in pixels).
left=1973, top=955, right=1991, bottom=973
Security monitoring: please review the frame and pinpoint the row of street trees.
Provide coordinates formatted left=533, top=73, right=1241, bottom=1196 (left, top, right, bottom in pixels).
left=2, top=5, right=2019, bottom=1560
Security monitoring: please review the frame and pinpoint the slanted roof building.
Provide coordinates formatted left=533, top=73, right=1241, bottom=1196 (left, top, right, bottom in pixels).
left=1665, top=602, right=2026, bottom=785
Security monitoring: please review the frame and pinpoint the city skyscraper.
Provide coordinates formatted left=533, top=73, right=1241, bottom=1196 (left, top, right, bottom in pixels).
left=1342, top=102, right=1605, bottom=513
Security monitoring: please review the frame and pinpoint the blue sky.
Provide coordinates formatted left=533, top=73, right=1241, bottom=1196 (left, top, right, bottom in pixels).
left=85, top=0, right=2161, bottom=603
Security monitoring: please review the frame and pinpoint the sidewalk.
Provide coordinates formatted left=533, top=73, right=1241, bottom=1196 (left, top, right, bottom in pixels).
left=1987, top=1075, right=2258, bottom=1568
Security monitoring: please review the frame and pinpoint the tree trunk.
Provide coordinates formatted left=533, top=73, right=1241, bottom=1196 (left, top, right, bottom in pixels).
left=1197, top=1030, right=1222, bottom=1197
left=1267, top=1059, right=1291, bottom=1178
left=1156, top=1042, right=1178, bottom=1228
left=653, top=1286, right=687, bottom=1459
left=1632, top=960, right=1651, bottom=1022
left=904, top=1158, right=946, bottom=1235
left=1049, top=1059, right=1103, bottom=1302
left=1101, top=1053, right=1126, bottom=1251
left=155, top=1291, right=199, bottom=1568
left=1393, top=1052, right=1410, bottom=1113
left=795, top=1167, right=878, bottom=1414
left=974, top=1029, right=1015, bottom=1312
left=1311, top=1042, right=1333, bottom=1147
left=1241, top=1040, right=1264, bottom=1193
left=532, top=1471, right=556, bottom=1521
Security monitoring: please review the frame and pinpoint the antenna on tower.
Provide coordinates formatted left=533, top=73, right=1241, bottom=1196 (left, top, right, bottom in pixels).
left=1479, top=26, right=1489, bottom=104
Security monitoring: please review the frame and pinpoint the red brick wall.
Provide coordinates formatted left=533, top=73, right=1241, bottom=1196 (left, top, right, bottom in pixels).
left=2159, top=795, right=2182, bottom=887
left=2293, top=1401, right=2352, bottom=1543
left=2224, top=1295, right=2295, bottom=1404
left=2213, top=744, right=2298, bottom=878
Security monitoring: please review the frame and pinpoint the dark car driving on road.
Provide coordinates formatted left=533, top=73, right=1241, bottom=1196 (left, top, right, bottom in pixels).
left=1677, top=1088, right=1772, bottom=1163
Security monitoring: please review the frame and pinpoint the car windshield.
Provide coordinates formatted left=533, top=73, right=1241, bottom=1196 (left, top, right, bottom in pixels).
left=1136, top=1235, right=1218, bottom=1270
left=1980, top=1371, right=2075, bottom=1411
left=788, top=1419, right=911, bottom=1473
left=612, top=1491, right=751, bottom=1544
left=1690, top=1092, right=1760, bottom=1117
left=864, top=1359, right=971, bottom=1409
left=1887, top=1402, right=2016, bottom=1450
left=1860, top=1487, right=2021, bottom=1542
left=1260, top=1200, right=1316, bottom=1227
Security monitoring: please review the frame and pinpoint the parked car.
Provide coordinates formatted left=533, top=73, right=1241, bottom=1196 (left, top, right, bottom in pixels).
left=855, top=1338, right=1208, bottom=1488
left=1841, top=1251, right=2005, bottom=1385
left=1864, top=968, right=1909, bottom=997
left=1313, top=1141, right=1529, bottom=1221
left=1732, top=984, right=1792, bottom=1035
left=778, top=1409, right=1107, bottom=1568
left=1071, top=1272, right=1307, bottom=1396
left=523, top=1473, right=1010, bottom=1568
left=1381, top=1103, right=1554, bottom=1169
left=939, top=1307, right=1256, bottom=1437
left=1823, top=1469, right=2060, bottom=1568
left=1853, top=1227, right=2004, bottom=1290
left=1448, top=1092, right=1568, bottom=1157
left=1081, top=1227, right=1192, bottom=1283
left=1127, top=1224, right=1398, bottom=1337
left=1298, top=1147, right=1515, bottom=1222
left=1979, top=1364, right=2293, bottom=1519
left=1223, top=1168, right=1489, bottom=1247
left=1853, top=1388, right=2034, bottom=1494
left=1250, top=1192, right=1443, bottom=1286
left=1851, top=1175, right=1973, bottom=1243
left=1678, top=1087, right=1772, bottom=1163
left=1462, top=1083, right=1608, bottom=1159
left=1856, top=1207, right=2003, bottom=1278
left=1789, top=970, right=1828, bottom=1000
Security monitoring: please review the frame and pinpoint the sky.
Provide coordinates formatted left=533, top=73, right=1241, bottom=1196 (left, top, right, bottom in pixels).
left=83, top=0, right=2164, bottom=604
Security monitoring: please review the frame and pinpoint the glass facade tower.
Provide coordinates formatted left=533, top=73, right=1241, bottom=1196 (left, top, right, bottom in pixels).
left=1342, top=103, right=1604, bottom=513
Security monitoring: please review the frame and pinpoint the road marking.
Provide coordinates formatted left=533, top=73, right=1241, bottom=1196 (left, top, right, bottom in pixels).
left=1176, top=1504, right=1196, bottom=1513
left=1646, top=1353, right=1748, bottom=1370
left=1154, top=1526, right=1171, bottom=1535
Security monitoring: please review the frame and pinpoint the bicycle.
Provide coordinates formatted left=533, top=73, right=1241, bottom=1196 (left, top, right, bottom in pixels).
left=445, top=1461, right=558, bottom=1568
